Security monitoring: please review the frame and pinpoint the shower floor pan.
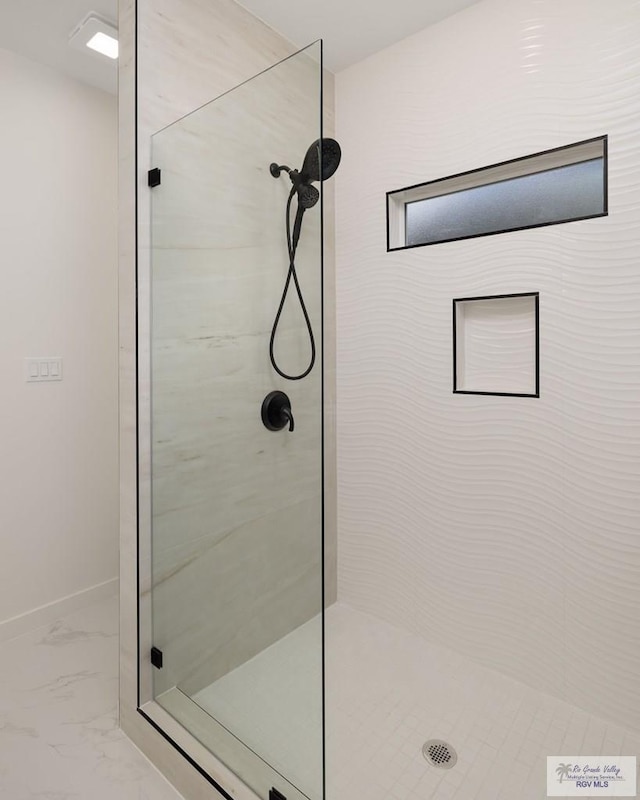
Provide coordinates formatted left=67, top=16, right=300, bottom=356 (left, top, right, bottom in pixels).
left=190, top=603, right=640, bottom=800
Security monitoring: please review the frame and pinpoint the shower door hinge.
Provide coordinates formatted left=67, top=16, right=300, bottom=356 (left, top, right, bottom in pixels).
left=150, top=647, right=164, bottom=669
left=148, top=167, right=161, bottom=187
left=269, top=790, right=287, bottom=800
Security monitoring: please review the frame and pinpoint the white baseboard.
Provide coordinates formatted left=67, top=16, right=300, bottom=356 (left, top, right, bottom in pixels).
left=0, top=577, right=119, bottom=643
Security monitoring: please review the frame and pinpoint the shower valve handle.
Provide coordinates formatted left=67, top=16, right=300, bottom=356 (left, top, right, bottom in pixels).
left=261, top=391, right=295, bottom=433
left=281, top=406, right=295, bottom=432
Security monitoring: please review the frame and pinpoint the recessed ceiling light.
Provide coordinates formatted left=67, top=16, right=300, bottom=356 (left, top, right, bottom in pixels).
left=69, top=13, right=119, bottom=61
left=87, top=31, right=119, bottom=59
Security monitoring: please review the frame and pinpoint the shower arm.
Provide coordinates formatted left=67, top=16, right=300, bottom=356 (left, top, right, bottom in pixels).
left=270, top=162, right=292, bottom=178
left=270, top=163, right=308, bottom=199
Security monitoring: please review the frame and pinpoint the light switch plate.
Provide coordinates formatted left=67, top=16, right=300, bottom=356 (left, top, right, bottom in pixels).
left=25, top=358, right=63, bottom=382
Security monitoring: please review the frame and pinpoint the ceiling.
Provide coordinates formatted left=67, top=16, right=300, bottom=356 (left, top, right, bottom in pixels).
left=235, top=0, right=484, bottom=72
left=0, top=0, right=483, bottom=95
left=0, top=0, right=118, bottom=94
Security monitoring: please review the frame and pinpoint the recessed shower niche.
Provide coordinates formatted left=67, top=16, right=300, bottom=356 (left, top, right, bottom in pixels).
left=453, top=292, right=539, bottom=397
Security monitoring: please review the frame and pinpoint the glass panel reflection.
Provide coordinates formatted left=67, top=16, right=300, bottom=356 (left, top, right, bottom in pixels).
left=149, top=41, right=324, bottom=800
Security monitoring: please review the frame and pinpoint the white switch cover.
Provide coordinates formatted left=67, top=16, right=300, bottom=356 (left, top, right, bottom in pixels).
left=25, top=358, right=63, bottom=382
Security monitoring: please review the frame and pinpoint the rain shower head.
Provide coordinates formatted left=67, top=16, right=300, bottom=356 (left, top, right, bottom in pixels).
left=300, top=138, right=342, bottom=183
left=270, top=137, right=342, bottom=209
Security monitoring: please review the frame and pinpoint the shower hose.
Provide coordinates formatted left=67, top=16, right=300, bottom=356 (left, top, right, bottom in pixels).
left=269, top=186, right=316, bottom=381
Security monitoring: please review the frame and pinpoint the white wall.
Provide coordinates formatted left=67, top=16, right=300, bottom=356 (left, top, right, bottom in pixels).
left=336, top=0, right=640, bottom=732
left=0, top=47, right=118, bottom=632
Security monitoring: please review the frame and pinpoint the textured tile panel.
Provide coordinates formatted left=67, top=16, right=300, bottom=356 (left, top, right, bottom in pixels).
left=336, top=0, right=640, bottom=731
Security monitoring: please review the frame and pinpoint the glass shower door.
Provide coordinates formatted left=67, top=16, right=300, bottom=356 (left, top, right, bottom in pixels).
left=148, top=42, right=325, bottom=800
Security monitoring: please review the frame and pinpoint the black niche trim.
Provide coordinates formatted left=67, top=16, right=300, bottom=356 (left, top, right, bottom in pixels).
left=453, top=292, right=540, bottom=398
left=270, top=789, right=288, bottom=800
left=386, top=135, right=608, bottom=252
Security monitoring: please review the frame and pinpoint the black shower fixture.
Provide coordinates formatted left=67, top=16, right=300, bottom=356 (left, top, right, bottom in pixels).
left=302, top=137, right=342, bottom=182
left=269, top=138, right=342, bottom=381
left=270, top=138, right=342, bottom=211
left=261, top=390, right=294, bottom=432
left=270, top=162, right=319, bottom=210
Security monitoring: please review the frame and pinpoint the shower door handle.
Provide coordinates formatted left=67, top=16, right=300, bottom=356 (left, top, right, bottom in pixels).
left=261, top=391, right=294, bottom=432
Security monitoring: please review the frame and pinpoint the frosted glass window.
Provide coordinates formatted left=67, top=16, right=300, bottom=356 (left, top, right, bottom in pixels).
left=387, top=137, right=607, bottom=250
left=406, top=159, right=603, bottom=246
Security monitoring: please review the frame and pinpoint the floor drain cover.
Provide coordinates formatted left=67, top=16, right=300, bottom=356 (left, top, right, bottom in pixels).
left=422, top=739, right=457, bottom=769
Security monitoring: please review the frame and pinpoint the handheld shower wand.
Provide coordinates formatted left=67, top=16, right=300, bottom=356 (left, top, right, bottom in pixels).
left=269, top=138, right=342, bottom=381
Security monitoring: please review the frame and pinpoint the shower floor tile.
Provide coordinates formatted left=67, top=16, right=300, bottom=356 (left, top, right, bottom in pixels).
left=0, top=595, right=184, bottom=800
left=193, top=614, right=323, bottom=798
left=327, top=603, right=640, bottom=799
left=195, top=601, right=640, bottom=800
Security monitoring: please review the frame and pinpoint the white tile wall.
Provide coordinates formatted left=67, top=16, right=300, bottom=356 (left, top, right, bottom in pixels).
left=335, top=0, right=640, bottom=732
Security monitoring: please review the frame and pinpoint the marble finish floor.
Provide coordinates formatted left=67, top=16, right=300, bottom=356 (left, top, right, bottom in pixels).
left=6, top=593, right=639, bottom=800
left=196, top=602, right=640, bottom=800
left=0, top=594, right=183, bottom=800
